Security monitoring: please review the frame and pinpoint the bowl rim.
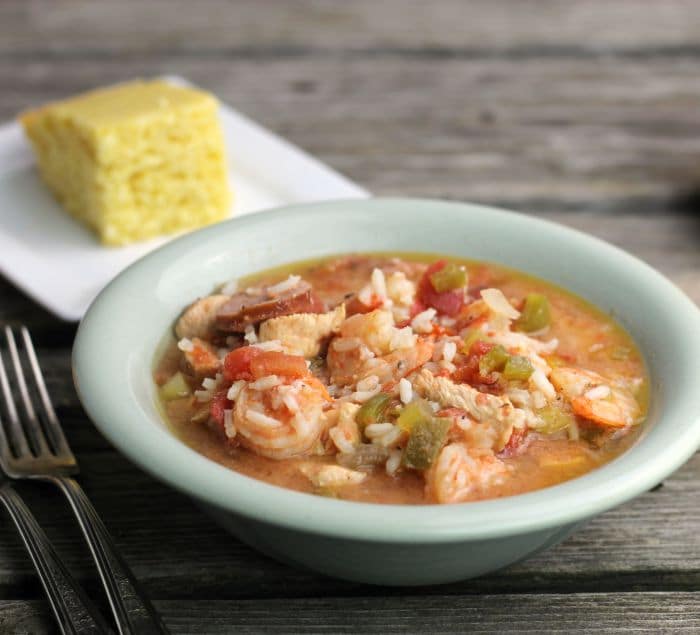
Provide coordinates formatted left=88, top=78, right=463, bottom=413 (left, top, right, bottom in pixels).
left=73, top=197, right=700, bottom=542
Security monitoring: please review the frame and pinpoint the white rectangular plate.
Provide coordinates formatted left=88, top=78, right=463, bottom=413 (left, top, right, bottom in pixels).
left=0, top=75, right=368, bottom=321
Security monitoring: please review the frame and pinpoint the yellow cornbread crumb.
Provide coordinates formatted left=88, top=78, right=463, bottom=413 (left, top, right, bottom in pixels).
left=20, top=80, right=231, bottom=245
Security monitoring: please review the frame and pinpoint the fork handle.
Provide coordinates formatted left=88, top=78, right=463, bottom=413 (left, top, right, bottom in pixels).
left=51, top=476, right=168, bottom=635
left=0, top=483, right=111, bottom=635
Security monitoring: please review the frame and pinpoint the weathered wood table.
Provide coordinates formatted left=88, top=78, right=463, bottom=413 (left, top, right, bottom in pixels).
left=1, top=1, right=699, bottom=632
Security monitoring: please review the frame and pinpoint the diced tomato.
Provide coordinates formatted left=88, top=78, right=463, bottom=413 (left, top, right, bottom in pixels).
left=250, top=351, right=309, bottom=380
left=470, top=340, right=494, bottom=356
left=452, top=341, right=499, bottom=387
left=417, top=261, right=464, bottom=317
left=499, top=427, right=528, bottom=458
left=210, top=389, right=231, bottom=428
left=223, top=346, right=263, bottom=382
left=409, top=299, right=427, bottom=319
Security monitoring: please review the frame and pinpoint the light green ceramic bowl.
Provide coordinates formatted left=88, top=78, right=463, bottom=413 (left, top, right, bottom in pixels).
left=73, top=198, right=700, bottom=585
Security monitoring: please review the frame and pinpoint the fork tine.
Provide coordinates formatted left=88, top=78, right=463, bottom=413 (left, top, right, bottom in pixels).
left=20, top=327, right=73, bottom=458
left=0, top=346, right=32, bottom=458
left=4, top=326, right=52, bottom=457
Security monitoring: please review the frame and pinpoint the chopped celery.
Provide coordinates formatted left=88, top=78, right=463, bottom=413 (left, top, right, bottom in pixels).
left=479, top=344, right=509, bottom=375
left=355, top=393, right=391, bottom=430
left=396, top=399, right=433, bottom=433
left=160, top=372, right=191, bottom=401
left=430, top=262, right=468, bottom=292
left=535, top=405, right=576, bottom=434
left=503, top=355, right=534, bottom=381
left=402, top=417, right=451, bottom=470
left=515, top=293, right=551, bottom=333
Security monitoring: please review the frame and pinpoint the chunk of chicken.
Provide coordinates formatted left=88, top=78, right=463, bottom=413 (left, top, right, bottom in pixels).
left=550, top=366, right=641, bottom=428
left=299, top=463, right=366, bottom=489
left=175, top=294, right=229, bottom=340
left=258, top=304, right=346, bottom=357
left=182, top=338, right=221, bottom=379
left=412, top=369, right=537, bottom=450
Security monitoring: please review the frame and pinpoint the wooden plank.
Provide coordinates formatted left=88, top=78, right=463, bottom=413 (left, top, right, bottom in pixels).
left=2, top=1, right=700, bottom=56
left=3, top=56, right=700, bottom=214
left=3, top=593, right=700, bottom=634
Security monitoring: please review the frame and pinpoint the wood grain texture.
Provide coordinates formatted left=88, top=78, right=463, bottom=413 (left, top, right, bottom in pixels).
left=1, top=1, right=699, bottom=632
left=4, top=55, right=700, bottom=214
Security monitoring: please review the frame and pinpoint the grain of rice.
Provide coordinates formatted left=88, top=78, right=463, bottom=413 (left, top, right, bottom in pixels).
left=227, top=380, right=247, bottom=401
left=281, top=391, right=300, bottom=413
left=249, top=375, right=281, bottom=391
left=399, top=378, right=412, bottom=404
left=349, top=387, right=381, bottom=403
left=177, top=338, right=194, bottom=352
left=246, top=409, right=282, bottom=428
left=584, top=385, right=611, bottom=400
left=244, top=325, right=258, bottom=344
left=364, top=422, right=394, bottom=439
left=252, top=340, right=284, bottom=352
left=386, top=449, right=402, bottom=476
left=333, top=337, right=361, bottom=352
left=375, top=426, right=404, bottom=448
left=201, top=377, right=218, bottom=390
left=443, top=341, right=457, bottom=363
left=223, top=409, right=236, bottom=438
left=371, top=268, right=387, bottom=299
left=357, top=284, right=373, bottom=306
left=530, top=368, right=556, bottom=399
left=267, top=275, right=301, bottom=296
left=589, top=342, right=605, bottom=353
left=411, top=308, right=437, bottom=333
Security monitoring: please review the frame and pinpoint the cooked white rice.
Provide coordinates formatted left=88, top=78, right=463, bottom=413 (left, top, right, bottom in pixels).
left=227, top=380, right=247, bottom=401
left=249, top=375, right=282, bottom=391
left=399, top=377, right=412, bottom=404
left=177, top=337, right=194, bottom=352
left=267, top=275, right=301, bottom=296
left=411, top=308, right=437, bottom=333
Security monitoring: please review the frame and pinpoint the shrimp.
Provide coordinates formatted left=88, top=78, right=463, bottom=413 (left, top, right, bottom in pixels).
left=233, top=376, right=330, bottom=459
left=550, top=366, right=641, bottom=428
left=328, top=336, right=433, bottom=387
left=425, top=444, right=509, bottom=504
left=327, top=309, right=433, bottom=386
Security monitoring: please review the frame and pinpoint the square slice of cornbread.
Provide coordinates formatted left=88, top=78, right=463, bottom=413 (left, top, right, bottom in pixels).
left=20, top=80, right=231, bottom=245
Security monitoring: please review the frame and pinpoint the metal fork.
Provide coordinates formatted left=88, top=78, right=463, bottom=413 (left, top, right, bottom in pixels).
left=0, top=326, right=168, bottom=635
left=0, top=478, right=112, bottom=634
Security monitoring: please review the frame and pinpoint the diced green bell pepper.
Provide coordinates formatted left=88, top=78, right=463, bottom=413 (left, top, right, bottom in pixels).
left=402, top=416, right=451, bottom=470
left=396, top=399, right=433, bottom=433
left=160, top=372, right=191, bottom=401
left=515, top=293, right=551, bottom=333
left=430, top=262, right=468, bottom=292
left=502, top=355, right=534, bottom=381
left=355, top=393, right=391, bottom=431
left=479, top=344, right=509, bottom=375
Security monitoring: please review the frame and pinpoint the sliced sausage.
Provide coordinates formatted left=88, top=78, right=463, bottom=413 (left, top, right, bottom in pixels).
left=216, top=281, right=324, bottom=332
